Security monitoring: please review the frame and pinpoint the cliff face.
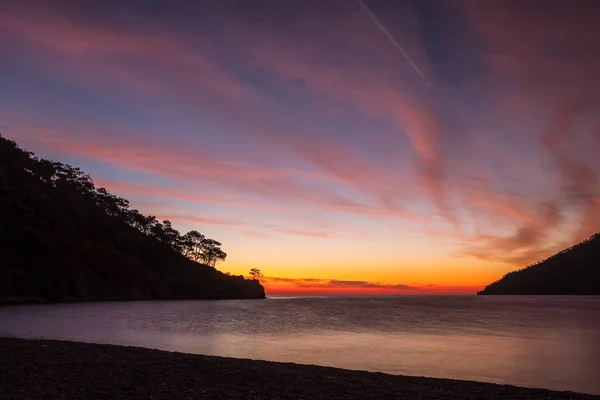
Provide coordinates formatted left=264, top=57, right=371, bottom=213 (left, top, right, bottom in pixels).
left=478, top=233, right=600, bottom=295
left=0, top=135, right=265, bottom=302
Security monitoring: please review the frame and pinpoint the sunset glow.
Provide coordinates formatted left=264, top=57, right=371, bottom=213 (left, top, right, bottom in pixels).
left=1, top=0, right=599, bottom=295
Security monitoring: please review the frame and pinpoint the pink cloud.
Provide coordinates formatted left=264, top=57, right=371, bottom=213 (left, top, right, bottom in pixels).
left=278, top=229, right=330, bottom=238
left=262, top=276, right=419, bottom=291
left=154, top=214, right=240, bottom=228
left=451, top=0, right=600, bottom=265
left=573, top=198, right=600, bottom=243
left=1, top=4, right=444, bottom=224
left=2, top=115, right=433, bottom=225
left=94, top=179, right=284, bottom=213
left=3, top=119, right=287, bottom=183
left=261, top=276, right=478, bottom=295
left=0, top=8, right=252, bottom=101
left=234, top=28, right=464, bottom=227
left=3, top=0, right=599, bottom=273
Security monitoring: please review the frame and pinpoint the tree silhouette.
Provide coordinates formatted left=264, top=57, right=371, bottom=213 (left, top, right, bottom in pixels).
left=478, top=232, right=600, bottom=295
left=181, top=230, right=206, bottom=262
left=160, top=220, right=182, bottom=252
left=201, top=239, right=227, bottom=267
left=0, top=133, right=265, bottom=301
left=249, top=268, right=263, bottom=281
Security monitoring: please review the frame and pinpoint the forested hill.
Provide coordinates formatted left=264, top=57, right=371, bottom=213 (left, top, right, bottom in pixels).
left=0, top=135, right=265, bottom=302
left=478, top=233, right=600, bottom=295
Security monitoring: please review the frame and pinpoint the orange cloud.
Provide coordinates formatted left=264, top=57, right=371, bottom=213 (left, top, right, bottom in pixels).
left=457, top=195, right=566, bottom=266
left=261, top=276, right=479, bottom=296
left=262, top=276, right=419, bottom=295
left=574, top=198, right=600, bottom=243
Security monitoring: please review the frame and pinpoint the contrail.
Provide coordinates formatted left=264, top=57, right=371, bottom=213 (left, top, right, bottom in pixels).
left=355, top=0, right=431, bottom=86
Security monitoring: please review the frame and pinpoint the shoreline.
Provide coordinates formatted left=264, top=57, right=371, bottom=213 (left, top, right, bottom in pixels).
left=1, top=338, right=597, bottom=399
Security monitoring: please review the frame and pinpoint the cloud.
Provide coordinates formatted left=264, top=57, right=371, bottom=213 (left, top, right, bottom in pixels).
left=210, top=6, right=460, bottom=225
left=0, top=8, right=252, bottom=102
left=262, top=276, right=418, bottom=291
left=573, top=197, right=600, bottom=242
left=1, top=117, right=285, bottom=183
left=94, top=179, right=284, bottom=213
left=153, top=214, right=240, bottom=228
left=542, top=104, right=599, bottom=233
left=458, top=199, right=566, bottom=266
left=450, top=0, right=600, bottom=265
left=279, top=229, right=330, bottom=238
left=259, top=276, right=479, bottom=295
left=1, top=118, right=371, bottom=213
left=2, top=113, right=436, bottom=224
left=1, top=2, right=448, bottom=225
left=2, top=0, right=600, bottom=275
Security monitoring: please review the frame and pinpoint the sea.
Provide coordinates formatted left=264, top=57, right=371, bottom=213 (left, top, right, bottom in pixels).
left=1, top=296, right=599, bottom=395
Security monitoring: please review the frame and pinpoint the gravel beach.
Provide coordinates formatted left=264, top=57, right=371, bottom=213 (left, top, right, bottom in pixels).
left=0, top=338, right=597, bottom=400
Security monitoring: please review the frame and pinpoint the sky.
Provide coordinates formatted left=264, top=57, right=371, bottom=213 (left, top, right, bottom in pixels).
left=1, top=0, right=599, bottom=295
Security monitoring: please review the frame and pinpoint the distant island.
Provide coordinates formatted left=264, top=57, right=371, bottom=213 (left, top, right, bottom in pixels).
left=0, top=135, right=265, bottom=302
left=478, top=233, right=600, bottom=295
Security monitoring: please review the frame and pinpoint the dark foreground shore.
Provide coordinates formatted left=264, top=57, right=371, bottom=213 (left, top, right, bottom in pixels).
left=1, top=338, right=597, bottom=400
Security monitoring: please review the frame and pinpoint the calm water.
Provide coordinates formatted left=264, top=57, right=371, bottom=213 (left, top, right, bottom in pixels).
left=1, top=296, right=599, bottom=394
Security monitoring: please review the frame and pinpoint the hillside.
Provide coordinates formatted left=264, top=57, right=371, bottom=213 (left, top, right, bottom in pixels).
left=478, top=233, right=600, bottom=295
left=0, top=135, right=265, bottom=302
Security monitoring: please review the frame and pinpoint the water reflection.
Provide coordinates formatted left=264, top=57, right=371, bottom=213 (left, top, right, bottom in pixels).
left=0, top=296, right=598, bottom=394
